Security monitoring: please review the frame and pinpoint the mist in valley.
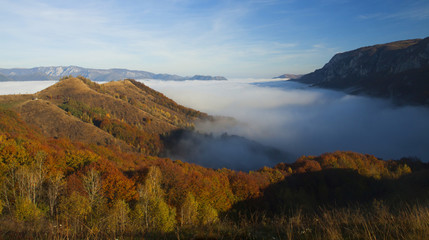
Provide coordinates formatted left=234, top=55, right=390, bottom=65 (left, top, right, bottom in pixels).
left=0, top=81, right=57, bottom=95
left=1, top=79, right=428, bottom=171
left=143, top=79, right=429, bottom=169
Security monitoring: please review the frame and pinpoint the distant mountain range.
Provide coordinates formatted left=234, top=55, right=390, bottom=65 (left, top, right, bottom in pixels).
left=273, top=74, right=303, bottom=79
left=0, top=66, right=227, bottom=82
left=292, top=37, right=429, bottom=106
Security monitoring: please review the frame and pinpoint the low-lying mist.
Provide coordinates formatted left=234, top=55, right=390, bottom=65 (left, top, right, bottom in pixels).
left=143, top=79, right=429, bottom=169
left=0, top=81, right=57, bottom=95
left=161, top=129, right=293, bottom=171
left=1, top=79, right=427, bottom=171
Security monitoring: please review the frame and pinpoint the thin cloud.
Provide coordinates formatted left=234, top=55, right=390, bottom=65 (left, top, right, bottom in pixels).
left=358, top=3, right=429, bottom=21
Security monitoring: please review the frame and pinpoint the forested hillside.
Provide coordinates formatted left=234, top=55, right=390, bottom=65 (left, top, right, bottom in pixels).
left=0, top=77, right=428, bottom=239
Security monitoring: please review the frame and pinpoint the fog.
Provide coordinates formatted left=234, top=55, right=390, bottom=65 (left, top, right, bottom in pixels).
left=161, top=130, right=292, bottom=171
left=0, top=81, right=57, bottom=95
left=1, top=79, right=428, bottom=170
left=142, top=79, right=429, bottom=164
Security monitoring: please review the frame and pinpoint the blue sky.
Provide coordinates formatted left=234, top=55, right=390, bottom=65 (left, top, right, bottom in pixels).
left=1, top=0, right=429, bottom=78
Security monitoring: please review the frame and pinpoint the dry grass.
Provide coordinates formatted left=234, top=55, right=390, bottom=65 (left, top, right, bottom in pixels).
left=0, top=202, right=428, bottom=239
left=180, top=203, right=429, bottom=240
left=15, top=99, right=131, bottom=149
left=0, top=77, right=204, bottom=152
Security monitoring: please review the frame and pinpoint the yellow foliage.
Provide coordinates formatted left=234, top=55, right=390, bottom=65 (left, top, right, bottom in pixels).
left=59, top=191, right=91, bottom=220
left=198, top=202, right=218, bottom=225
left=0, top=199, right=3, bottom=215
left=180, top=192, right=199, bottom=226
left=151, top=199, right=176, bottom=232
left=14, top=197, right=43, bottom=222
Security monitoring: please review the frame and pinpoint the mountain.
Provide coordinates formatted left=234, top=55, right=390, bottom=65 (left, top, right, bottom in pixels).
left=273, top=74, right=303, bottom=79
left=188, top=75, right=227, bottom=80
left=294, top=37, right=429, bottom=106
left=0, top=76, right=286, bottom=167
left=0, top=76, right=208, bottom=155
left=0, top=65, right=227, bottom=81
left=0, top=73, right=11, bottom=81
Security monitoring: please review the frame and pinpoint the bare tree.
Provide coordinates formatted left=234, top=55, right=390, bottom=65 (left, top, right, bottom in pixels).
left=47, top=171, right=65, bottom=216
left=82, top=168, right=102, bottom=206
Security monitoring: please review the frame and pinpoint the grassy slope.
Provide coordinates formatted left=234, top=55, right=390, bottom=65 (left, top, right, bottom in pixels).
left=0, top=77, right=206, bottom=153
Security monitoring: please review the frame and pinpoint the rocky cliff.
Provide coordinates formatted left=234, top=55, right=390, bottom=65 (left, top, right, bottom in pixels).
left=296, top=37, right=429, bottom=105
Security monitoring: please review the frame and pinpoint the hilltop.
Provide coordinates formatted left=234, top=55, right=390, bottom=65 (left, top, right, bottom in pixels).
left=0, top=76, right=207, bottom=155
left=0, top=66, right=227, bottom=81
left=294, top=37, right=429, bottom=106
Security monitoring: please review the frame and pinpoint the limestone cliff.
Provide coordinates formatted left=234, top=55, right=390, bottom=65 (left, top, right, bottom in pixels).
left=296, top=37, right=429, bottom=105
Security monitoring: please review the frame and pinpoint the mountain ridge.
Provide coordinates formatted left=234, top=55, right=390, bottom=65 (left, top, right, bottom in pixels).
left=0, top=65, right=227, bottom=82
left=293, top=37, right=429, bottom=106
left=0, top=76, right=288, bottom=167
left=273, top=74, right=303, bottom=79
left=0, top=76, right=208, bottom=155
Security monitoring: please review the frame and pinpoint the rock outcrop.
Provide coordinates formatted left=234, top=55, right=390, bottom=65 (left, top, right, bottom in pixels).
left=295, top=37, right=429, bottom=105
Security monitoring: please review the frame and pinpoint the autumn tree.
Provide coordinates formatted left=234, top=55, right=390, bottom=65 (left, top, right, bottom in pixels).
left=133, top=166, right=176, bottom=233
left=197, top=202, right=218, bottom=225
left=46, top=171, right=65, bottom=216
left=82, top=168, right=102, bottom=206
left=179, top=192, right=199, bottom=226
left=106, top=199, right=130, bottom=237
left=58, top=191, right=91, bottom=236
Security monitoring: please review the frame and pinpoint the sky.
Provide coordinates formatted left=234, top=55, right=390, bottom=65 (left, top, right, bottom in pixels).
left=1, top=0, right=429, bottom=78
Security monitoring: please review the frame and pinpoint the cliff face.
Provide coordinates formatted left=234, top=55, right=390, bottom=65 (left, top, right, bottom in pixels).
left=296, top=37, right=429, bottom=105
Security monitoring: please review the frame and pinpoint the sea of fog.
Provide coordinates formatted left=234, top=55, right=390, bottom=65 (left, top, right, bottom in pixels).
left=140, top=79, right=429, bottom=163
left=0, top=81, right=57, bottom=95
left=1, top=79, right=428, bottom=165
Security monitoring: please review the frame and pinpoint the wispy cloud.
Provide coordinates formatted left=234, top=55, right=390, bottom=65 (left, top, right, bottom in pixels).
left=359, top=2, right=429, bottom=21
left=1, top=0, right=428, bottom=77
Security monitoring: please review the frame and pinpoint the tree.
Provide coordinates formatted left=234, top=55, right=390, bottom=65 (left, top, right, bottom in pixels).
left=58, top=191, right=91, bottom=235
left=134, top=166, right=176, bottom=233
left=180, top=192, right=198, bottom=226
left=137, top=166, right=163, bottom=229
left=47, top=171, right=65, bottom=217
left=16, top=164, right=43, bottom=204
left=82, top=168, right=101, bottom=206
left=150, top=198, right=176, bottom=232
left=198, top=202, right=218, bottom=225
left=106, top=199, right=130, bottom=237
left=14, top=197, right=43, bottom=222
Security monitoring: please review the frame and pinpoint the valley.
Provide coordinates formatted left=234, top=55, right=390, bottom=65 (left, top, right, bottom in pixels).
left=0, top=74, right=428, bottom=239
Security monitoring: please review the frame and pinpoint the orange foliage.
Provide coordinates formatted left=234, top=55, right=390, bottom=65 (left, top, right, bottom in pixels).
left=91, top=160, right=138, bottom=202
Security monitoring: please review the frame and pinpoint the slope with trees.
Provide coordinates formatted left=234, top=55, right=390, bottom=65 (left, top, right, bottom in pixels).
left=0, top=77, right=428, bottom=239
